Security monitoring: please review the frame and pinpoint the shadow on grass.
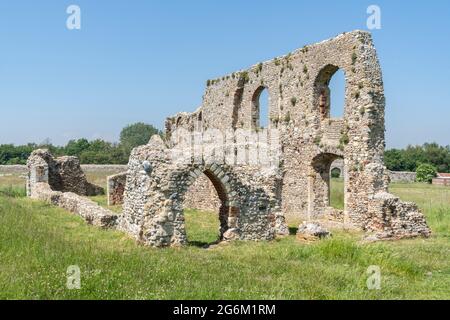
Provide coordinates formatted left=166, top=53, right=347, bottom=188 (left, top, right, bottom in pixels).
left=289, top=227, right=298, bottom=235
left=187, top=239, right=221, bottom=249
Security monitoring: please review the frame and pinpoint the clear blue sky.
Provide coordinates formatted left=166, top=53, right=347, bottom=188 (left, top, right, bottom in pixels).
left=0, top=0, right=449, bottom=148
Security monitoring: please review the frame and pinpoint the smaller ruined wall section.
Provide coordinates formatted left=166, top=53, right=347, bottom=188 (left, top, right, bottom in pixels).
left=360, top=163, right=430, bottom=239
left=53, top=156, right=104, bottom=196
left=119, top=136, right=285, bottom=247
left=107, top=172, right=127, bottom=206
left=27, top=150, right=117, bottom=228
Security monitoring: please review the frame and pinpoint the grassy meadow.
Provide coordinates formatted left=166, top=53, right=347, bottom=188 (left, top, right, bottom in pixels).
left=0, top=172, right=449, bottom=299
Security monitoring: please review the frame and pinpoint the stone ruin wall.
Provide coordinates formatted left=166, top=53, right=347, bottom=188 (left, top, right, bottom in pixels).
left=432, top=177, right=450, bottom=186
left=166, top=30, right=385, bottom=222
left=162, top=30, right=431, bottom=240
left=26, top=151, right=104, bottom=197
left=26, top=149, right=117, bottom=228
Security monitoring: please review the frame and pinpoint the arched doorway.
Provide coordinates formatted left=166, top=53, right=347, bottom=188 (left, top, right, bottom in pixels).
left=309, top=152, right=345, bottom=218
left=180, top=166, right=238, bottom=246
left=329, top=158, right=344, bottom=209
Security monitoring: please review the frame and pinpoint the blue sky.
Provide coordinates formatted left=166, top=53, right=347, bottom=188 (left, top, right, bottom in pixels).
left=0, top=1, right=449, bottom=148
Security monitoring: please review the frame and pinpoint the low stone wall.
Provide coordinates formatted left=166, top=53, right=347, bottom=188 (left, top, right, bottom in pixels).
left=388, top=171, right=416, bottom=183
left=107, top=172, right=127, bottom=206
left=0, top=165, right=27, bottom=176
left=81, top=165, right=128, bottom=173
left=30, top=182, right=117, bottom=228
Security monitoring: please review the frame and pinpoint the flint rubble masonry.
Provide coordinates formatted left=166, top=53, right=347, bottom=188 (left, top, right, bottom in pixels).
left=118, top=30, right=430, bottom=246
left=27, top=149, right=117, bottom=228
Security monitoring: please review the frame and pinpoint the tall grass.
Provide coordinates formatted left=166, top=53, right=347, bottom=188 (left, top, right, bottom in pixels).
left=184, top=209, right=220, bottom=246
left=0, top=174, right=449, bottom=299
left=330, top=178, right=344, bottom=210
left=0, top=185, right=26, bottom=198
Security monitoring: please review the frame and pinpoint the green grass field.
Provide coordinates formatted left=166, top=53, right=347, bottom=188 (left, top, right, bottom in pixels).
left=0, top=174, right=449, bottom=299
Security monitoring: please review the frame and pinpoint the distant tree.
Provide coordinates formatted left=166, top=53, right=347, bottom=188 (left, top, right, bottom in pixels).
left=0, top=144, right=36, bottom=165
left=108, top=146, right=129, bottom=164
left=80, top=151, right=112, bottom=164
left=0, top=122, right=162, bottom=165
left=65, top=139, right=91, bottom=156
left=384, top=149, right=405, bottom=171
left=119, top=122, right=161, bottom=155
left=416, top=163, right=437, bottom=183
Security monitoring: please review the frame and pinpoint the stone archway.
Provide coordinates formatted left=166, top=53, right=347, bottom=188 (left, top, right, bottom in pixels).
left=308, top=151, right=345, bottom=219
left=177, top=164, right=240, bottom=241
left=120, top=136, right=279, bottom=248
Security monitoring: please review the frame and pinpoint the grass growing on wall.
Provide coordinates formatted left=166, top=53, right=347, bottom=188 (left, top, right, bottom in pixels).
left=0, top=175, right=449, bottom=299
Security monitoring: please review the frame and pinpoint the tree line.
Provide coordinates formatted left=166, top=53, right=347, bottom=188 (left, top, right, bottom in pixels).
left=0, top=123, right=161, bottom=165
left=384, top=143, right=450, bottom=173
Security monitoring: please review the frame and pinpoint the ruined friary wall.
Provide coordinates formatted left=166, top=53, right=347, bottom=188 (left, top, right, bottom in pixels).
left=166, top=31, right=385, bottom=222
left=162, top=30, right=430, bottom=240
